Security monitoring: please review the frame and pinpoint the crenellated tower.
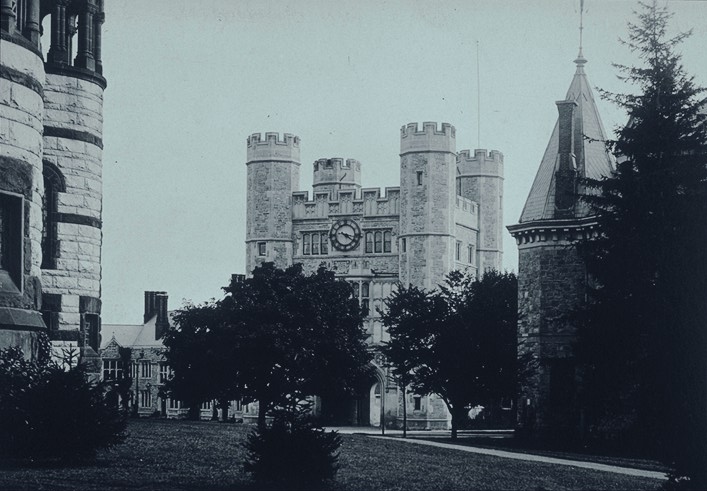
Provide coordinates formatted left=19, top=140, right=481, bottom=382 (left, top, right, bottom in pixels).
left=312, top=158, right=362, bottom=199
left=457, top=148, right=504, bottom=272
left=398, top=122, right=457, bottom=290
left=245, top=132, right=301, bottom=274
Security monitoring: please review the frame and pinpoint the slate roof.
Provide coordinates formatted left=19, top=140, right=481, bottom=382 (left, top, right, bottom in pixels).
left=519, top=55, right=615, bottom=223
left=101, top=312, right=176, bottom=350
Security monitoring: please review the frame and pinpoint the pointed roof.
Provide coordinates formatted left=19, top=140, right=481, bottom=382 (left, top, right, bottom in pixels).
left=518, top=56, right=615, bottom=223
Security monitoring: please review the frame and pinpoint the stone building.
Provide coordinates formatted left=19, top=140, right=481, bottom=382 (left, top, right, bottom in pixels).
left=245, top=122, right=504, bottom=428
left=507, top=50, right=614, bottom=438
left=0, top=0, right=106, bottom=376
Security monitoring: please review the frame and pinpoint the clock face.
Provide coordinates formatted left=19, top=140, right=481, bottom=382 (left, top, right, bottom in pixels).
left=329, top=219, right=362, bottom=252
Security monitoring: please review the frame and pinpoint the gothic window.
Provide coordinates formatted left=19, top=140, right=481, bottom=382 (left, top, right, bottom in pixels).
left=311, top=233, right=320, bottom=255
left=159, top=363, right=169, bottom=384
left=374, top=232, right=382, bottom=253
left=383, top=231, right=391, bottom=253
left=365, top=232, right=373, bottom=253
left=0, top=192, right=22, bottom=293
left=140, top=361, right=152, bottom=378
left=320, top=234, right=328, bottom=255
left=42, top=162, right=64, bottom=269
left=303, top=234, right=310, bottom=255
left=361, top=282, right=370, bottom=315
left=103, top=360, right=123, bottom=380
left=139, top=390, right=151, bottom=408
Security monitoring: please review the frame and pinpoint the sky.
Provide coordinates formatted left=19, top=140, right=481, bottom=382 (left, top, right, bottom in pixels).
left=99, top=0, right=707, bottom=324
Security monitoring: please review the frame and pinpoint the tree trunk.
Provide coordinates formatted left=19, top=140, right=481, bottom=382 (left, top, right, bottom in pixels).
left=187, top=403, right=200, bottom=421
left=402, top=385, right=407, bottom=438
left=219, top=398, right=229, bottom=422
left=450, top=406, right=466, bottom=440
left=257, top=402, right=267, bottom=431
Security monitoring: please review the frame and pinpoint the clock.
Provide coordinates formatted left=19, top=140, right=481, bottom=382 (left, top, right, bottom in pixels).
left=329, top=219, right=362, bottom=252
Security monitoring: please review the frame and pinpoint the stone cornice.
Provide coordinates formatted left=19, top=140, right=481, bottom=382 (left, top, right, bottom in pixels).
left=507, top=216, right=599, bottom=246
left=45, top=63, right=107, bottom=90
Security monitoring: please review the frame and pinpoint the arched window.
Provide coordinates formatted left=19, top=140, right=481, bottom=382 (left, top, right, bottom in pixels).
left=42, top=162, right=65, bottom=269
left=383, top=231, right=391, bottom=253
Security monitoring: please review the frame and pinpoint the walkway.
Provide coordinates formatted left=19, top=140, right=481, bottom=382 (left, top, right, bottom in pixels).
left=324, top=427, right=667, bottom=481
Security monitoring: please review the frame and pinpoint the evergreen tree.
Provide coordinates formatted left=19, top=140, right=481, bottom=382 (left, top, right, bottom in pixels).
left=578, top=2, right=707, bottom=486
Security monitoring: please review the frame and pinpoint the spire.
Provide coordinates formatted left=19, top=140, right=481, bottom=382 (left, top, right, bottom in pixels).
left=575, top=0, right=587, bottom=68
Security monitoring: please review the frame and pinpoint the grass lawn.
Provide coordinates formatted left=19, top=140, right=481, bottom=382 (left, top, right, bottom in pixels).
left=0, top=419, right=664, bottom=490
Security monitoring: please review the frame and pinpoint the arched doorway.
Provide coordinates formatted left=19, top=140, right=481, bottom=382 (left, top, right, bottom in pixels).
left=318, top=364, right=386, bottom=426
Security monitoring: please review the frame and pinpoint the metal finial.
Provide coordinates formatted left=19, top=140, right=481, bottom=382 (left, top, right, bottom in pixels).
left=575, top=0, right=587, bottom=66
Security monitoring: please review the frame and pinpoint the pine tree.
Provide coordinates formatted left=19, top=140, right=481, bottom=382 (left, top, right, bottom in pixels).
left=578, top=2, right=707, bottom=487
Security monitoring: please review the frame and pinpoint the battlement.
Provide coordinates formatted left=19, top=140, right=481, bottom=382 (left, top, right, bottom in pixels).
left=246, top=132, right=301, bottom=162
left=312, top=157, right=362, bottom=192
left=313, top=158, right=361, bottom=171
left=292, top=187, right=401, bottom=220
left=457, top=148, right=504, bottom=178
left=400, top=122, right=456, bottom=154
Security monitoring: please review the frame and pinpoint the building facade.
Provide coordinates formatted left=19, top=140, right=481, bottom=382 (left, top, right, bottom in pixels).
left=0, top=0, right=106, bottom=376
left=507, top=51, right=614, bottom=439
left=245, top=122, right=504, bottom=428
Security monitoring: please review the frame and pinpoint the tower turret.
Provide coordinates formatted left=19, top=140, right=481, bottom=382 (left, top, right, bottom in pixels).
left=398, top=122, right=457, bottom=289
left=245, top=132, right=301, bottom=273
left=312, top=158, right=362, bottom=199
left=457, top=148, right=504, bottom=272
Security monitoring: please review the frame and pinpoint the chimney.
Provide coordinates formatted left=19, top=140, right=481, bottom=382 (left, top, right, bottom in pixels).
left=155, top=292, right=169, bottom=340
left=554, top=100, right=578, bottom=216
left=144, top=291, right=157, bottom=323
left=231, top=274, right=245, bottom=285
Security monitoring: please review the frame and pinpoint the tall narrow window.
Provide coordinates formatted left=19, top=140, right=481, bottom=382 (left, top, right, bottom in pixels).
left=311, top=233, right=320, bottom=255
left=320, top=234, right=328, bottom=255
left=401, top=238, right=406, bottom=253
left=456, top=241, right=462, bottom=261
left=374, top=231, right=382, bottom=253
left=42, top=162, right=64, bottom=270
left=302, top=234, right=310, bottom=255
left=365, top=232, right=373, bottom=254
left=258, top=242, right=266, bottom=256
left=468, top=245, right=475, bottom=265
left=383, top=231, right=391, bottom=253
left=0, top=192, right=22, bottom=292
left=416, top=171, right=423, bottom=185
left=361, top=282, right=370, bottom=315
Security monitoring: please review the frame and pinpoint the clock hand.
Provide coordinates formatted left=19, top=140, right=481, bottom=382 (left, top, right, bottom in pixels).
left=339, top=231, right=355, bottom=240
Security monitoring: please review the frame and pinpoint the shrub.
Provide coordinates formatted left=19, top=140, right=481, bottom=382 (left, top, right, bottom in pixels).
left=0, top=344, right=127, bottom=461
left=243, top=411, right=342, bottom=485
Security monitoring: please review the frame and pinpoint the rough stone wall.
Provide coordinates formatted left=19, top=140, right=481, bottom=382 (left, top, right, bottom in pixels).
left=457, top=149, right=504, bottom=273
left=516, top=237, right=586, bottom=437
left=0, top=36, right=47, bottom=356
left=399, top=123, right=457, bottom=290
left=41, top=73, right=104, bottom=366
left=245, top=133, right=300, bottom=274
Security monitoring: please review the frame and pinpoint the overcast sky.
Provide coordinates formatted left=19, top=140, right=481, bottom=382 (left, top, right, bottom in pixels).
left=99, top=0, right=707, bottom=324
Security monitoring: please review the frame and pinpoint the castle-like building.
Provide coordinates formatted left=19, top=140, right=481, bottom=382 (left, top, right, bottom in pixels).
left=0, top=0, right=106, bottom=376
left=245, top=123, right=504, bottom=427
left=508, top=50, right=614, bottom=438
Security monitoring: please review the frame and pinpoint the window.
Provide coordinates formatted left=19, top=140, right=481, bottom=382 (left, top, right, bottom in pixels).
left=233, top=400, right=242, bottom=412
left=168, top=399, right=181, bottom=410
left=83, top=313, right=100, bottom=352
left=42, top=162, right=64, bottom=270
left=0, top=192, right=22, bottom=292
left=201, top=401, right=212, bottom=410
left=361, top=282, right=370, bottom=315
left=140, top=390, right=151, bottom=408
left=311, top=232, right=320, bottom=255
left=383, top=231, right=391, bottom=253
left=303, top=234, right=310, bottom=255
left=102, top=360, right=123, bottom=380
left=414, top=396, right=422, bottom=411
left=374, top=231, right=382, bottom=253
left=456, top=241, right=462, bottom=261
left=159, top=363, right=169, bottom=384
left=401, top=238, right=406, bottom=253
left=140, top=361, right=152, bottom=378
left=416, top=171, right=423, bottom=185
left=365, top=232, right=373, bottom=253
left=257, top=242, right=266, bottom=256
left=468, top=245, right=475, bottom=265
left=131, top=363, right=138, bottom=379
left=320, top=234, right=328, bottom=254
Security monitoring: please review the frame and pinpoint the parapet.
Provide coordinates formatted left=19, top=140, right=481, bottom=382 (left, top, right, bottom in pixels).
left=400, top=122, right=456, bottom=154
left=246, top=132, right=301, bottom=163
left=312, top=157, right=362, bottom=190
left=457, top=148, right=504, bottom=178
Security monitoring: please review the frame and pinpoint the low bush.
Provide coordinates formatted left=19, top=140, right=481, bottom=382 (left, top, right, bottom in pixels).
left=0, top=342, right=127, bottom=462
left=243, top=411, right=342, bottom=485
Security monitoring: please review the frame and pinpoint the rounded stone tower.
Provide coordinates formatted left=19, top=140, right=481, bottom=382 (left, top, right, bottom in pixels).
left=0, top=0, right=46, bottom=358
left=398, top=122, right=457, bottom=290
left=245, top=132, right=300, bottom=274
left=457, top=149, right=504, bottom=272
left=39, top=0, right=106, bottom=374
left=312, top=157, right=362, bottom=199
